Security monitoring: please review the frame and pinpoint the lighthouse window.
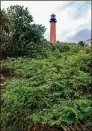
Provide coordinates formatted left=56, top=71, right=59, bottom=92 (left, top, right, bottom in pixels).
left=51, top=15, right=55, bottom=19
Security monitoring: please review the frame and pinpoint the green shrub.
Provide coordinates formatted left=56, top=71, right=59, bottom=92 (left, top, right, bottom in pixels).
left=32, top=98, right=92, bottom=126
left=1, top=43, right=91, bottom=130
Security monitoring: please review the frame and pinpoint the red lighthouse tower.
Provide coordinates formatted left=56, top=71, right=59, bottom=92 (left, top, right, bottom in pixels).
left=50, top=13, right=57, bottom=42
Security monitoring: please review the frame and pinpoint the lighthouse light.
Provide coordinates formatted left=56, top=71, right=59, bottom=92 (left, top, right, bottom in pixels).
left=51, top=14, right=55, bottom=19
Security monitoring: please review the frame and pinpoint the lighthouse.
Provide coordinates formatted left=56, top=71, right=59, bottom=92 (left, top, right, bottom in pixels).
left=49, top=13, right=57, bottom=42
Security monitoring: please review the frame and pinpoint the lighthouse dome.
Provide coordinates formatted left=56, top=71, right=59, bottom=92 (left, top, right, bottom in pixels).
left=50, top=13, right=57, bottom=23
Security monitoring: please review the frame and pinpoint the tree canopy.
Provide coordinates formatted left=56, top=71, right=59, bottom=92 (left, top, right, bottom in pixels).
left=0, top=5, right=46, bottom=57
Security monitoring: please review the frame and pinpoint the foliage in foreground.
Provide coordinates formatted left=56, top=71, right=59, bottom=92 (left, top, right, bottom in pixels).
left=1, top=44, right=91, bottom=130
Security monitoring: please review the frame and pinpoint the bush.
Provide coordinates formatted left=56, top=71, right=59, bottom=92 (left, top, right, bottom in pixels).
left=32, top=98, right=92, bottom=126
left=1, top=43, right=91, bottom=130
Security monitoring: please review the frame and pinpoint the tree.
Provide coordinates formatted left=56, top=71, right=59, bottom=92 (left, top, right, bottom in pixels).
left=29, top=24, right=46, bottom=43
left=0, top=9, right=10, bottom=58
left=7, top=5, right=33, bottom=42
left=78, top=41, right=85, bottom=47
left=6, top=5, right=46, bottom=57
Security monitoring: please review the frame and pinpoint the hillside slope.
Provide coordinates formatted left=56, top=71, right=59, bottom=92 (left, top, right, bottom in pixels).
left=1, top=44, right=91, bottom=131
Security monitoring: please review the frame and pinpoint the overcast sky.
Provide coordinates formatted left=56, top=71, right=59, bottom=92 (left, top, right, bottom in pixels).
left=1, top=1, right=91, bottom=43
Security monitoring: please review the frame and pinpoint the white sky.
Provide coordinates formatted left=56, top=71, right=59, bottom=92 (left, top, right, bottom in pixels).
left=1, top=1, right=91, bottom=42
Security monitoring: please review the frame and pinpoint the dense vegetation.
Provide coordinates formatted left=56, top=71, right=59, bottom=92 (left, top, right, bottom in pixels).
left=0, top=5, right=92, bottom=131
left=1, top=43, right=91, bottom=131
left=0, top=5, right=46, bottom=58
